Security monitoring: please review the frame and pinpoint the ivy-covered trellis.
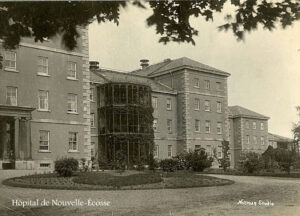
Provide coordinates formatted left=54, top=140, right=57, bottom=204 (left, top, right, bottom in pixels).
left=97, top=82, right=154, bottom=168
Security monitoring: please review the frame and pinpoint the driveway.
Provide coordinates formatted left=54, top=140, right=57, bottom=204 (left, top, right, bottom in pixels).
left=0, top=170, right=299, bottom=216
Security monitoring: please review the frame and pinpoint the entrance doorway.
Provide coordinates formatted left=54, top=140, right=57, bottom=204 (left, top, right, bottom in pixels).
left=0, top=116, right=15, bottom=169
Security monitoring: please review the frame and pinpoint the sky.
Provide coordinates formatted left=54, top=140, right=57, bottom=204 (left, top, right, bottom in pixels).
left=89, top=3, right=300, bottom=138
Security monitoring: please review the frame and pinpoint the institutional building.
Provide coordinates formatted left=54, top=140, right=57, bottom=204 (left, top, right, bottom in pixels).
left=0, top=27, right=91, bottom=170
left=0, top=32, right=292, bottom=169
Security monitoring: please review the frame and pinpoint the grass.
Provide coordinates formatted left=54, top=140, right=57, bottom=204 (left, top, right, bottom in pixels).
left=2, top=170, right=234, bottom=190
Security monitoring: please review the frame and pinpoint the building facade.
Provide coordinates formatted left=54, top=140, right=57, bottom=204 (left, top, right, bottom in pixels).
left=0, top=27, right=91, bottom=170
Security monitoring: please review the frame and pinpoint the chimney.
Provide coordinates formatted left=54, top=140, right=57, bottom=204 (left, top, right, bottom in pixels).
left=140, top=59, right=149, bottom=69
left=89, top=61, right=99, bottom=70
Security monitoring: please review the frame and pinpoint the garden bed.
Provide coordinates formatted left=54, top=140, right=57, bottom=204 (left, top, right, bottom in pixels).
left=2, top=170, right=234, bottom=190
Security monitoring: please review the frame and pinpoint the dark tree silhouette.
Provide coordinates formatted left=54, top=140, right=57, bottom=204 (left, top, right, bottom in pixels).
left=0, top=0, right=299, bottom=50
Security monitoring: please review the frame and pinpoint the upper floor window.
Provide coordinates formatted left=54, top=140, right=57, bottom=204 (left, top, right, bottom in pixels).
left=4, top=51, right=16, bottom=70
left=68, top=132, right=78, bottom=151
left=260, top=122, right=264, bottom=130
left=216, top=82, right=221, bottom=91
left=205, top=120, right=211, bottom=133
left=6, top=86, right=17, bottom=106
left=38, top=90, right=49, bottom=111
left=91, top=113, right=95, bottom=128
left=194, top=98, right=200, bottom=110
left=217, top=122, right=222, bottom=134
left=153, top=118, right=158, bottom=132
left=195, top=119, right=200, bottom=132
left=204, top=100, right=210, bottom=111
left=67, top=61, right=77, bottom=79
left=204, top=80, right=210, bottom=90
left=253, top=136, right=257, bottom=144
left=168, top=145, right=173, bottom=157
left=194, top=78, right=200, bottom=88
left=152, top=96, right=158, bottom=109
left=37, top=56, right=48, bottom=75
left=245, top=120, right=250, bottom=129
left=253, top=122, right=257, bottom=129
left=67, top=94, right=78, bottom=113
left=154, top=145, right=159, bottom=158
left=90, top=87, right=95, bottom=102
left=167, top=119, right=172, bottom=133
left=261, top=137, right=265, bottom=145
left=39, top=130, right=50, bottom=151
left=217, top=102, right=222, bottom=113
left=166, top=98, right=172, bottom=110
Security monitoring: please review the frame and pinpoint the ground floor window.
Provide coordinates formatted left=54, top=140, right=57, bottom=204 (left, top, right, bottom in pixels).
left=39, top=130, right=49, bottom=151
left=154, top=145, right=159, bottom=158
left=167, top=145, right=172, bottom=157
left=68, top=132, right=78, bottom=151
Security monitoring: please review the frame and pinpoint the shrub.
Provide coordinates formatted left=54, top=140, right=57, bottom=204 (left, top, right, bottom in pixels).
left=54, top=157, right=78, bottom=177
left=188, top=149, right=213, bottom=172
left=275, top=148, right=295, bottom=174
left=159, top=158, right=179, bottom=172
left=148, top=154, right=159, bottom=171
left=239, top=152, right=264, bottom=173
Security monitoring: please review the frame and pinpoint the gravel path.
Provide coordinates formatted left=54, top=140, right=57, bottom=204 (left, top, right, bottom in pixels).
left=0, top=170, right=299, bottom=216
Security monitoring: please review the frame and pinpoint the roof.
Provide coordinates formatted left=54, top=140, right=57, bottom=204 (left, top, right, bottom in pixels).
left=90, top=69, right=176, bottom=94
left=130, top=57, right=230, bottom=77
left=229, top=106, right=269, bottom=120
left=268, top=133, right=293, bottom=142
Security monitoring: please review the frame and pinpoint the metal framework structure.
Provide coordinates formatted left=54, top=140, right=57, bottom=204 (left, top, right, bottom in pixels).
left=97, top=83, right=154, bottom=167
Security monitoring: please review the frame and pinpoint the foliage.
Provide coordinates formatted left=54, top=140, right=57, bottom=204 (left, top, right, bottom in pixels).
left=148, top=154, right=159, bottom=171
left=261, top=145, right=278, bottom=169
left=159, top=158, right=179, bottom=172
left=213, top=140, right=230, bottom=171
left=54, top=157, right=78, bottom=177
left=79, top=158, right=89, bottom=172
left=172, top=153, right=188, bottom=170
left=188, top=149, right=213, bottom=172
left=0, top=1, right=299, bottom=50
left=275, top=148, right=295, bottom=174
left=114, top=150, right=127, bottom=171
left=238, top=152, right=264, bottom=173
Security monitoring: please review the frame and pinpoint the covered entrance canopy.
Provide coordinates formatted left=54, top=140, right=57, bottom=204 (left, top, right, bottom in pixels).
left=0, top=105, right=35, bottom=169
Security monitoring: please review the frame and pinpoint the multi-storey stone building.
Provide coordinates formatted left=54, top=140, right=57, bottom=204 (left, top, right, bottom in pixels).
left=0, top=27, right=91, bottom=170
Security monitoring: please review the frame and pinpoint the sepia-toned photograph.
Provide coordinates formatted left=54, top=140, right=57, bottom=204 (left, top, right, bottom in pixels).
left=0, top=1, right=299, bottom=215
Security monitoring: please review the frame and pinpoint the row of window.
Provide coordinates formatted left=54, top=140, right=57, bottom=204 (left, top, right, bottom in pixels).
left=5, top=86, right=95, bottom=111
left=2, top=51, right=78, bottom=80
left=153, top=118, right=223, bottom=134
left=194, top=78, right=222, bottom=91
left=39, top=131, right=78, bottom=151
left=245, top=120, right=265, bottom=130
left=152, top=97, right=172, bottom=110
left=154, top=145, right=173, bottom=158
left=246, top=135, right=265, bottom=145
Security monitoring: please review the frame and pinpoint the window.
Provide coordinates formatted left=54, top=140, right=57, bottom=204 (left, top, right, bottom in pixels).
left=194, top=78, right=200, bottom=88
left=91, top=113, right=95, bottom=128
left=91, top=142, right=95, bottom=157
left=4, top=51, right=16, bottom=70
left=90, top=87, right=95, bottom=102
left=205, top=80, right=210, bottom=90
left=260, top=122, right=264, bottom=130
left=153, top=118, right=158, bottom=132
left=205, top=120, right=211, bottom=133
left=68, top=132, right=78, bottom=151
left=216, top=82, right=221, bottom=91
left=166, top=98, right=172, bottom=110
left=39, top=130, right=49, bottom=151
left=154, top=145, right=159, bottom=158
left=217, top=150, right=222, bottom=158
left=206, top=145, right=212, bottom=156
left=217, top=122, right=222, bottom=134
left=67, top=94, right=78, bottom=113
left=195, top=119, right=200, bottom=132
left=217, top=102, right=222, bottom=113
left=40, top=163, right=50, bottom=168
left=167, top=119, right=172, bottom=133
left=261, top=137, right=265, bottom=145
left=253, top=122, right=257, bottom=129
left=37, top=56, right=48, bottom=75
left=6, top=86, right=17, bottom=106
left=245, top=121, right=250, bottom=129
left=194, top=98, right=200, bottom=110
left=204, top=100, right=210, bottom=111
left=168, top=145, right=172, bottom=157
left=67, top=61, right=77, bottom=79
left=152, top=96, right=158, bottom=109
left=246, top=135, right=250, bottom=144
left=253, top=136, right=257, bottom=144
left=38, top=90, right=49, bottom=111
left=195, top=145, right=201, bottom=151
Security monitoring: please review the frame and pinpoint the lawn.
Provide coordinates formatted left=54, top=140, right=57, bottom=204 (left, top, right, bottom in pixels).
left=2, top=170, right=234, bottom=190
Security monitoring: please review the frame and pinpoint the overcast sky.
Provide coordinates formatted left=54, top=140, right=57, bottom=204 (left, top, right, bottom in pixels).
left=89, top=3, right=300, bottom=138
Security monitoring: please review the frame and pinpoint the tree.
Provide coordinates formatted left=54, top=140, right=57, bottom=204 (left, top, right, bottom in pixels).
left=274, top=148, right=295, bottom=174
left=213, top=140, right=230, bottom=172
left=0, top=1, right=299, bottom=50
left=239, top=151, right=264, bottom=173
left=292, top=106, right=300, bottom=157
